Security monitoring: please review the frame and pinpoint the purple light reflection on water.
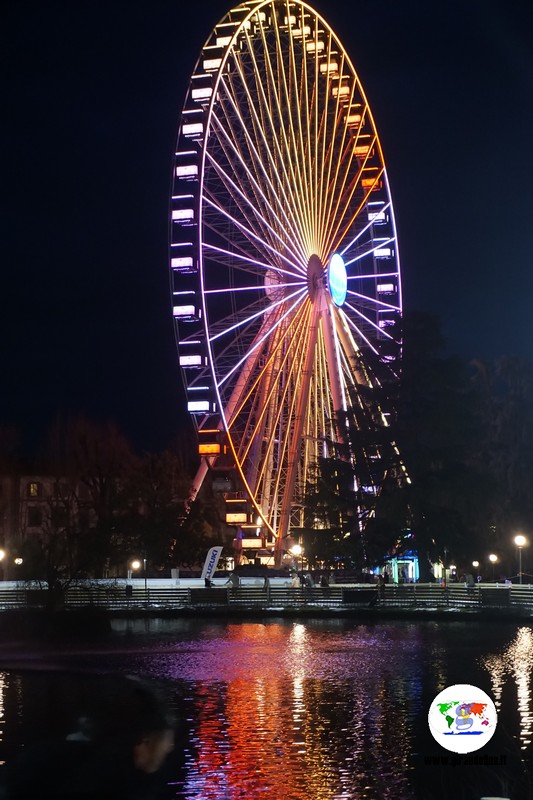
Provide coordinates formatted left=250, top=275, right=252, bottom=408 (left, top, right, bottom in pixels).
left=82, top=620, right=424, bottom=799
left=0, top=619, right=530, bottom=799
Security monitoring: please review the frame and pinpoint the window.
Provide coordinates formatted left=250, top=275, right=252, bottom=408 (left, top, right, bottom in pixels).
left=27, top=482, right=42, bottom=498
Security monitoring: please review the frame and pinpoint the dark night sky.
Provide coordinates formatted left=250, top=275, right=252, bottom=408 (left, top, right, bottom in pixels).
left=3, top=0, right=533, bottom=455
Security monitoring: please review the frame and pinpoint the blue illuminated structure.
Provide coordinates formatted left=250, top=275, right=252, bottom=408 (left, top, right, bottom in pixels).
left=328, top=253, right=347, bottom=306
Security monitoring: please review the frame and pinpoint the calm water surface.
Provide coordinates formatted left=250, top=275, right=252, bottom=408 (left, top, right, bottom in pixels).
left=0, top=617, right=532, bottom=799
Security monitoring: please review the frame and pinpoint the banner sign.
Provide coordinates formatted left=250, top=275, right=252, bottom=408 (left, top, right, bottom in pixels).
left=201, top=546, right=223, bottom=580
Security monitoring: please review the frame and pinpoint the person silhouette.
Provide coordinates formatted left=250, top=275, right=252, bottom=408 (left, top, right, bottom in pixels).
left=6, top=674, right=175, bottom=800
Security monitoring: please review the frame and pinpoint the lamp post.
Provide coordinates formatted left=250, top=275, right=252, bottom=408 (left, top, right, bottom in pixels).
left=289, top=544, right=303, bottom=575
left=131, top=559, right=141, bottom=590
left=488, top=553, right=498, bottom=581
left=472, top=560, right=479, bottom=581
left=143, top=556, right=148, bottom=604
left=514, top=535, right=528, bottom=584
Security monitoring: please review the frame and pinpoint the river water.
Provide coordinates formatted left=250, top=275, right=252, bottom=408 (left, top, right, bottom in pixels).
left=0, top=616, right=532, bottom=799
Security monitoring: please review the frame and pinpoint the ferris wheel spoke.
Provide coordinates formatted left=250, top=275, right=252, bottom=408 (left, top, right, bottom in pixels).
left=216, top=289, right=309, bottom=391
left=209, top=110, right=309, bottom=264
left=239, top=301, right=312, bottom=474
left=345, top=289, right=401, bottom=313
left=271, top=14, right=315, bottom=251
left=343, top=235, right=396, bottom=268
left=225, top=43, right=312, bottom=253
left=245, top=21, right=314, bottom=249
left=256, top=309, right=316, bottom=512
left=203, top=242, right=305, bottom=285
left=258, top=17, right=313, bottom=248
left=340, top=201, right=391, bottom=256
left=204, top=279, right=305, bottom=296
left=203, top=194, right=305, bottom=277
left=343, top=301, right=394, bottom=346
left=209, top=285, right=307, bottom=345
left=322, top=130, right=379, bottom=256
left=347, top=271, right=398, bottom=282
left=329, top=167, right=386, bottom=256
left=318, top=71, right=363, bottom=253
left=314, top=31, right=337, bottom=252
left=204, top=149, right=308, bottom=270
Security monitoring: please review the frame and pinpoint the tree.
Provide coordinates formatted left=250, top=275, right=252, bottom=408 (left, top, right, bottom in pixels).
left=123, top=449, right=197, bottom=571
left=45, top=415, right=139, bottom=578
left=303, top=312, right=499, bottom=578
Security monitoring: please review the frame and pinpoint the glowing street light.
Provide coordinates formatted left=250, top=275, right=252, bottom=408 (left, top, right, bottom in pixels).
left=514, top=534, right=528, bottom=585
left=289, top=544, right=303, bottom=573
left=488, top=553, right=498, bottom=581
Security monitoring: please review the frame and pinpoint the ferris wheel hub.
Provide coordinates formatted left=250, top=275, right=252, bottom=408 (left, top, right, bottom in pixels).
left=306, top=254, right=325, bottom=302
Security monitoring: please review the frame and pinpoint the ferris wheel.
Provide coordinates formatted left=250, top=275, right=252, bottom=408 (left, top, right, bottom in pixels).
left=170, top=0, right=403, bottom=565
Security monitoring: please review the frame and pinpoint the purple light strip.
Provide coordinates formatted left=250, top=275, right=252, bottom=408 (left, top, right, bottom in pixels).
left=216, top=290, right=308, bottom=389
left=205, top=148, right=307, bottom=271
left=339, top=202, right=391, bottom=257
left=343, top=300, right=394, bottom=342
left=343, top=236, right=396, bottom=268
left=347, top=271, right=398, bottom=281
left=209, top=110, right=309, bottom=267
left=204, top=280, right=306, bottom=295
left=338, top=307, right=380, bottom=354
left=204, top=194, right=304, bottom=276
left=214, top=77, right=310, bottom=266
left=345, top=289, right=400, bottom=311
left=203, top=243, right=304, bottom=283
left=209, top=285, right=307, bottom=344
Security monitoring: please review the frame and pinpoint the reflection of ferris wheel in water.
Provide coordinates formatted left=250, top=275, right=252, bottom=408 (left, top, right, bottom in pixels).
left=170, top=0, right=403, bottom=565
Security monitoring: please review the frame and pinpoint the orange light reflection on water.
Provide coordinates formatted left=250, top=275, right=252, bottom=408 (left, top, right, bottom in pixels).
left=181, top=622, right=419, bottom=799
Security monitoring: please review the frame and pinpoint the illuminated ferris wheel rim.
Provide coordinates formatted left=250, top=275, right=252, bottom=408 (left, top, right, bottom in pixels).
left=170, top=0, right=403, bottom=553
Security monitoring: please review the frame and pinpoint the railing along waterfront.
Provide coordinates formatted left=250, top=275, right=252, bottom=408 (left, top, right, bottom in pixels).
left=0, top=581, right=532, bottom=613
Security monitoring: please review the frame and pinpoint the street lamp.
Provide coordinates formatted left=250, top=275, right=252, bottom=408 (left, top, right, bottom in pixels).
left=143, top=556, right=148, bottom=604
left=514, top=535, right=528, bottom=585
left=289, top=544, right=303, bottom=574
left=488, top=553, right=498, bottom=581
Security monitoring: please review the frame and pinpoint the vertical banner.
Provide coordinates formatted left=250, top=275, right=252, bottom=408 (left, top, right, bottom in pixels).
left=201, top=546, right=223, bottom=580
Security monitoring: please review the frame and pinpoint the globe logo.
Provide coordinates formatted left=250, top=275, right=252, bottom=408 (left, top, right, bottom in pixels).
left=428, top=683, right=498, bottom=754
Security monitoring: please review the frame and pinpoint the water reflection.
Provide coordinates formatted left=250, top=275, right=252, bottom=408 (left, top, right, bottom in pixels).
left=171, top=622, right=422, bottom=799
left=0, top=673, right=6, bottom=756
left=483, top=625, right=533, bottom=751
left=0, top=620, right=530, bottom=799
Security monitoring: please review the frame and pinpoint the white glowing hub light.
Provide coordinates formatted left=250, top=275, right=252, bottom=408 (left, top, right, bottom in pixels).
left=328, top=253, right=347, bottom=307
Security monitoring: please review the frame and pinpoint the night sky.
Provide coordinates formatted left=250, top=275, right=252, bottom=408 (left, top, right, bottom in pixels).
left=3, top=0, right=533, bottom=456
